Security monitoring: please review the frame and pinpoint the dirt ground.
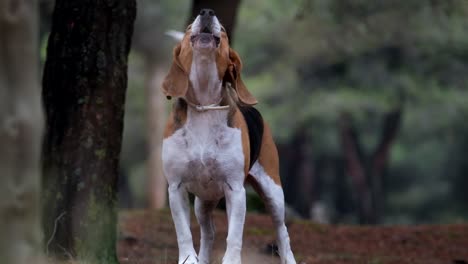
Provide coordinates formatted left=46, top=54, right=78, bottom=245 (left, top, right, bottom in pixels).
left=117, top=209, right=468, bottom=264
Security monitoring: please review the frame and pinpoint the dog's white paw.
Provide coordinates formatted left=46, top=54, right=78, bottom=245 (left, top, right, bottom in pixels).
left=179, top=253, right=199, bottom=264
left=281, top=254, right=297, bottom=264
left=221, top=253, right=241, bottom=264
left=197, top=255, right=210, bottom=264
left=221, top=259, right=241, bottom=264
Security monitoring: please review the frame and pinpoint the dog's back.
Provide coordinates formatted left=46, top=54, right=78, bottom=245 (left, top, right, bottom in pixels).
left=239, top=106, right=264, bottom=170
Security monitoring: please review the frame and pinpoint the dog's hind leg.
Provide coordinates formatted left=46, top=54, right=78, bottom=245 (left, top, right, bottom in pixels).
left=195, top=198, right=218, bottom=264
left=247, top=164, right=296, bottom=264
left=247, top=125, right=297, bottom=264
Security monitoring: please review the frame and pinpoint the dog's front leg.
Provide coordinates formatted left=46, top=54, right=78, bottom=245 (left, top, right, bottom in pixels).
left=168, top=183, right=198, bottom=264
left=195, top=198, right=218, bottom=264
left=222, top=182, right=246, bottom=264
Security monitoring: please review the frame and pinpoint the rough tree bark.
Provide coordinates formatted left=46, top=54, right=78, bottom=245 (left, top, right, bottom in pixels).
left=41, top=0, right=136, bottom=262
left=340, top=109, right=401, bottom=224
left=0, top=0, right=44, bottom=263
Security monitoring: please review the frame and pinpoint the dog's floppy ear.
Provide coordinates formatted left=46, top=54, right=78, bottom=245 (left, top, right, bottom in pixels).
left=162, top=43, right=189, bottom=99
left=225, top=48, right=257, bottom=106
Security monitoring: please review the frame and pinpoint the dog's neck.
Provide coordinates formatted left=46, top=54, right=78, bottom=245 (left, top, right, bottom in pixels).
left=187, top=51, right=223, bottom=106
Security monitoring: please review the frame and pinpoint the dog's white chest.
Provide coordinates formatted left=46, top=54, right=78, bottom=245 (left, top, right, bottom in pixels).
left=162, top=109, right=244, bottom=200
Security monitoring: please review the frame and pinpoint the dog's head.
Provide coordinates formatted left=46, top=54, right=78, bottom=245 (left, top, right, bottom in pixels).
left=162, top=9, right=257, bottom=106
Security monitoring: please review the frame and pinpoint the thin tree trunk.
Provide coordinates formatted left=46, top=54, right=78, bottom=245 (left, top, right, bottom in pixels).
left=0, top=0, right=44, bottom=263
left=147, top=62, right=167, bottom=209
left=340, top=113, right=374, bottom=224
left=295, top=128, right=315, bottom=218
left=340, top=110, right=401, bottom=224
left=370, top=109, right=402, bottom=223
left=279, top=127, right=315, bottom=218
left=41, top=0, right=136, bottom=262
left=277, top=142, right=297, bottom=211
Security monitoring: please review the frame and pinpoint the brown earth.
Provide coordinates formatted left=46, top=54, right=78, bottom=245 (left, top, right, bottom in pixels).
left=117, top=209, right=468, bottom=264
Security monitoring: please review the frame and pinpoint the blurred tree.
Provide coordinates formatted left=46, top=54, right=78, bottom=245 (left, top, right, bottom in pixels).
left=41, top=0, right=136, bottom=262
left=0, top=0, right=44, bottom=263
left=340, top=110, right=401, bottom=224
left=145, top=63, right=167, bottom=209
left=132, top=0, right=185, bottom=209
left=279, top=125, right=316, bottom=218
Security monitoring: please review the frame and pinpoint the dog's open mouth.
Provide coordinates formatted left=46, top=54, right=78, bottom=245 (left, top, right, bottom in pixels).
left=191, top=28, right=220, bottom=47
left=202, top=26, right=212, bottom=34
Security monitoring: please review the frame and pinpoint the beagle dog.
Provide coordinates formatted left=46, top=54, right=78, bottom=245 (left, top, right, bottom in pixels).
left=161, top=9, right=296, bottom=264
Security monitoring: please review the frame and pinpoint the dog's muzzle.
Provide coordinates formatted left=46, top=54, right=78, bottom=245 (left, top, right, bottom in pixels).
left=191, top=9, right=221, bottom=47
left=199, top=8, right=215, bottom=32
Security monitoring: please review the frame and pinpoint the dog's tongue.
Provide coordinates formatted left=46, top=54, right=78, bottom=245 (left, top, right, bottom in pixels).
left=198, top=32, right=214, bottom=43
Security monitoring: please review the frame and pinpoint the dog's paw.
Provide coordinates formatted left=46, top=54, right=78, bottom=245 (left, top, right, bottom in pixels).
left=179, top=254, right=199, bottom=264
left=221, top=254, right=241, bottom=264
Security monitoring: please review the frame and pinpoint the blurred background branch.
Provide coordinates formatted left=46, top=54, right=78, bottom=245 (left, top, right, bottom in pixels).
left=0, top=0, right=44, bottom=263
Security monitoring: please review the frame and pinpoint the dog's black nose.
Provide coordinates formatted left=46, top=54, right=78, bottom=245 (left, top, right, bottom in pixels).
left=200, top=9, right=215, bottom=17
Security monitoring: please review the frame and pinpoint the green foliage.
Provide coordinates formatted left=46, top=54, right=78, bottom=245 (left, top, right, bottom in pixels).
left=122, top=0, right=468, bottom=223
left=236, top=0, right=468, bottom=134
left=233, top=0, right=468, bottom=223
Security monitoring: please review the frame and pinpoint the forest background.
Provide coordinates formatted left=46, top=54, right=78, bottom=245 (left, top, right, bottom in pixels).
left=2, top=0, right=467, bottom=263
left=103, top=0, right=468, bottom=225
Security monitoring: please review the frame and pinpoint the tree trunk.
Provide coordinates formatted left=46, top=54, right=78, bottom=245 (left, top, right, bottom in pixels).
left=369, top=109, right=402, bottom=223
left=294, top=127, right=315, bottom=217
left=147, top=62, right=167, bottom=209
left=279, top=126, right=315, bottom=218
left=41, top=0, right=136, bottom=262
left=0, top=0, right=44, bottom=263
left=340, top=110, right=401, bottom=224
left=340, top=113, right=374, bottom=224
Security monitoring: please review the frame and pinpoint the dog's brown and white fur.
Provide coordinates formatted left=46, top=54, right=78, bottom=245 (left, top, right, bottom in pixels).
left=161, top=9, right=296, bottom=264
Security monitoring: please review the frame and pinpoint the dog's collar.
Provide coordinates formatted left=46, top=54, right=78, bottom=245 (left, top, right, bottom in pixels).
left=184, top=98, right=230, bottom=112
